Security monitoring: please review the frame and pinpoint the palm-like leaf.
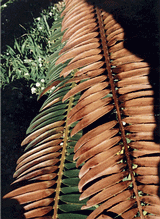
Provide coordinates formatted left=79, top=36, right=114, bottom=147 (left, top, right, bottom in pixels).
left=3, top=0, right=160, bottom=219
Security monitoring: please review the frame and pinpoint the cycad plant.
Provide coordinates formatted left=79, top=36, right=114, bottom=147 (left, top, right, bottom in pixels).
left=3, top=0, right=160, bottom=218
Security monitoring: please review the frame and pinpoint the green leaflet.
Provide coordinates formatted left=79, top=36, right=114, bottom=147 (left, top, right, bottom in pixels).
left=30, top=103, right=67, bottom=124
left=66, top=148, right=74, bottom=154
left=47, top=83, right=71, bottom=101
left=65, top=154, right=74, bottom=162
left=59, top=213, right=87, bottom=219
left=62, top=178, right=80, bottom=187
left=26, top=115, right=66, bottom=135
left=59, top=204, right=84, bottom=212
left=40, top=90, right=69, bottom=109
left=59, top=204, right=97, bottom=212
left=48, top=62, right=64, bottom=75
left=60, top=194, right=87, bottom=204
left=65, top=162, right=76, bottom=169
left=25, top=128, right=63, bottom=149
left=63, top=169, right=80, bottom=178
left=61, top=186, right=79, bottom=194
left=46, top=50, right=60, bottom=63
left=30, top=109, right=66, bottom=127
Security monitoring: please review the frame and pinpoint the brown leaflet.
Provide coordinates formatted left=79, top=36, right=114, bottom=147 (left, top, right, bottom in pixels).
left=114, top=67, right=150, bottom=80
left=82, top=181, right=131, bottom=209
left=121, top=97, right=154, bottom=107
left=62, top=5, right=94, bottom=29
left=121, top=208, right=139, bottom=218
left=62, top=17, right=97, bottom=41
left=143, top=205, right=160, bottom=215
left=21, top=121, right=64, bottom=146
left=38, top=80, right=60, bottom=99
left=24, top=198, right=54, bottom=211
left=117, top=75, right=149, bottom=87
left=70, top=104, right=114, bottom=137
left=112, top=62, right=149, bottom=73
left=118, top=84, right=152, bottom=95
left=127, top=132, right=154, bottom=141
left=110, top=48, right=133, bottom=59
left=122, top=105, right=154, bottom=116
left=109, top=41, right=125, bottom=53
left=60, top=54, right=103, bottom=77
left=140, top=195, right=160, bottom=206
left=14, top=159, right=59, bottom=179
left=7, top=189, right=55, bottom=205
left=78, top=155, right=124, bottom=192
left=68, top=89, right=110, bottom=119
left=67, top=98, right=112, bottom=126
left=56, top=42, right=100, bottom=65
left=30, top=173, right=56, bottom=181
left=129, top=141, right=160, bottom=151
left=86, top=189, right=133, bottom=219
left=132, top=150, right=159, bottom=157
left=107, top=32, right=125, bottom=47
left=103, top=14, right=114, bottom=25
left=104, top=19, right=117, bottom=30
left=125, top=124, right=156, bottom=132
left=137, top=175, right=159, bottom=184
left=69, top=48, right=102, bottom=64
left=107, top=198, right=136, bottom=216
left=74, top=129, right=119, bottom=161
left=79, top=171, right=128, bottom=200
left=59, top=32, right=99, bottom=55
left=16, top=150, right=60, bottom=171
left=133, top=157, right=160, bottom=167
left=75, top=137, right=121, bottom=169
left=61, top=6, right=94, bottom=31
left=119, top=90, right=154, bottom=102
left=106, top=27, right=124, bottom=42
left=123, top=115, right=155, bottom=124
left=63, top=75, right=107, bottom=102
left=111, top=55, right=143, bottom=66
left=40, top=98, right=61, bottom=111
left=31, top=133, right=63, bottom=146
left=14, top=153, right=60, bottom=178
left=11, top=166, right=57, bottom=184
left=75, top=61, right=105, bottom=77
left=65, top=25, right=98, bottom=43
left=106, top=23, right=123, bottom=35
left=60, top=0, right=86, bottom=17
left=145, top=216, right=160, bottom=219
left=3, top=181, right=55, bottom=198
left=24, top=206, right=53, bottom=218
left=18, top=140, right=62, bottom=163
left=134, top=167, right=158, bottom=175
left=78, top=81, right=109, bottom=102
left=138, top=185, right=159, bottom=196
left=85, top=68, right=105, bottom=77
left=79, top=144, right=122, bottom=178
left=21, top=127, right=64, bottom=149
left=74, top=120, right=117, bottom=152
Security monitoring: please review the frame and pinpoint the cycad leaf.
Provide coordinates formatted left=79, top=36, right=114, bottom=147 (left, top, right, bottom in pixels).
left=3, top=0, right=160, bottom=219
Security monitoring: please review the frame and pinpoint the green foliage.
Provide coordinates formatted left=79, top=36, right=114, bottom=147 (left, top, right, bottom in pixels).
left=0, top=2, right=65, bottom=95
